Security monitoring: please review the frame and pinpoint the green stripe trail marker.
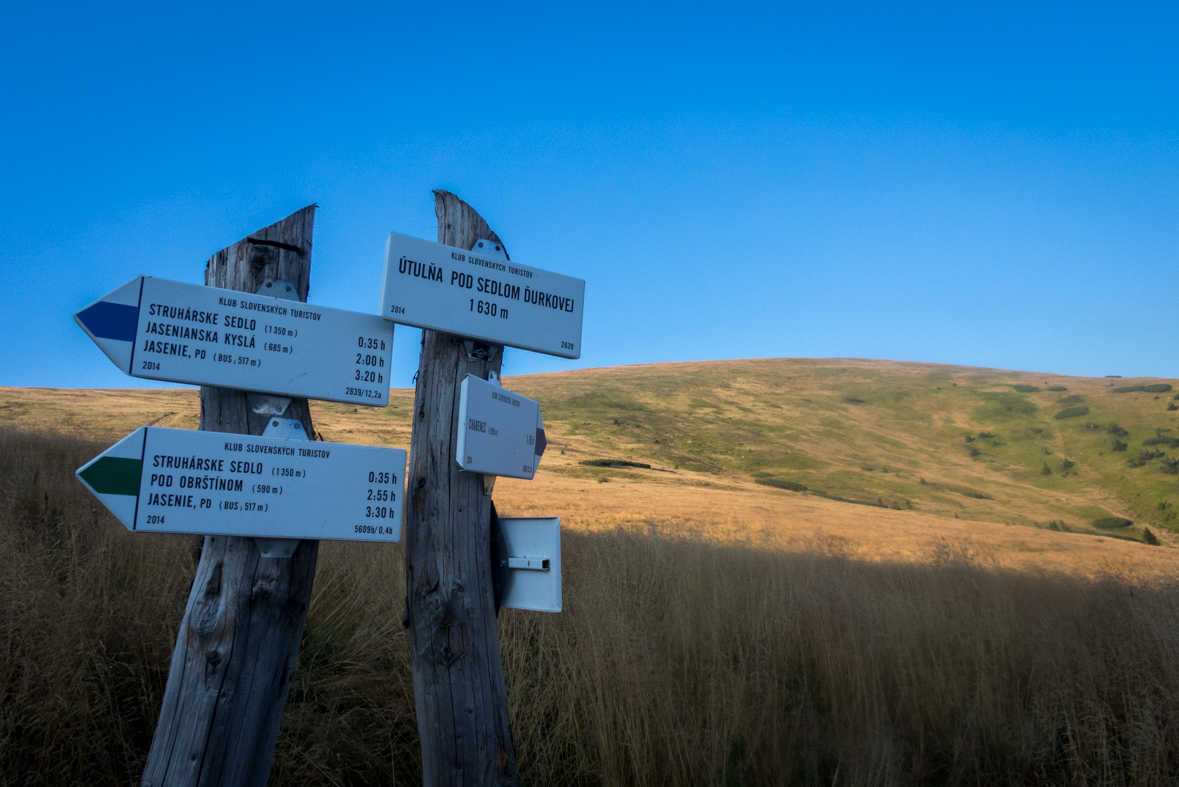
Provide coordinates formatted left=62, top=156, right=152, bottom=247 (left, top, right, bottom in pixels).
left=78, top=457, right=143, bottom=496
left=77, top=426, right=406, bottom=541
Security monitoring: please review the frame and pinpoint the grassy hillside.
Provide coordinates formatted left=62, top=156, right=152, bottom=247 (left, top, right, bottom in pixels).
left=502, top=358, right=1179, bottom=542
left=3, top=357, right=1177, bottom=560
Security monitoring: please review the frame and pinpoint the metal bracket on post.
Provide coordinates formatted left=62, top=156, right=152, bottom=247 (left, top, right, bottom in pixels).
left=262, top=417, right=308, bottom=441
left=464, top=339, right=500, bottom=361
left=463, top=240, right=507, bottom=362
left=247, top=394, right=291, bottom=416
left=252, top=416, right=307, bottom=559
left=482, top=369, right=499, bottom=495
left=246, top=279, right=300, bottom=419
left=462, top=243, right=508, bottom=489
left=259, top=277, right=299, bottom=300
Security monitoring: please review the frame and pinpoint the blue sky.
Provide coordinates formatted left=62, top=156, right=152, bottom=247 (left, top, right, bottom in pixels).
left=2, top=1, right=1175, bottom=390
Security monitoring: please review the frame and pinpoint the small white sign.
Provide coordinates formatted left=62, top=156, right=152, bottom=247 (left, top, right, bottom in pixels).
left=76, top=426, right=406, bottom=542
left=379, top=231, right=584, bottom=358
left=457, top=375, right=546, bottom=480
left=499, top=516, right=561, bottom=613
left=75, top=276, right=395, bottom=406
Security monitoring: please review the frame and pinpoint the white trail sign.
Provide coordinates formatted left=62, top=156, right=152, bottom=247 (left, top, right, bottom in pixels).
left=77, top=425, right=406, bottom=542
left=380, top=231, right=584, bottom=358
left=75, top=276, right=395, bottom=405
left=457, top=374, right=546, bottom=480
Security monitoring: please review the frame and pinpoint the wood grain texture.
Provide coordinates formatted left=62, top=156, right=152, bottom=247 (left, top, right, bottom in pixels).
left=142, top=206, right=320, bottom=787
left=405, top=191, right=517, bottom=786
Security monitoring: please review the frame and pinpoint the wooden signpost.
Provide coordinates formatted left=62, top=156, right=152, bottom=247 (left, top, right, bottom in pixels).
left=73, top=194, right=581, bottom=786
left=128, top=206, right=327, bottom=787
left=399, top=192, right=520, bottom=785
left=387, top=192, right=583, bottom=785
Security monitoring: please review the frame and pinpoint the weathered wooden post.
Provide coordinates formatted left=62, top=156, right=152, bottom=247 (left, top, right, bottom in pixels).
left=404, top=191, right=518, bottom=785
left=142, top=206, right=321, bottom=787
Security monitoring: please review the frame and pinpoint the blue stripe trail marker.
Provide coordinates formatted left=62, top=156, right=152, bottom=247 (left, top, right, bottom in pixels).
left=75, top=276, right=395, bottom=406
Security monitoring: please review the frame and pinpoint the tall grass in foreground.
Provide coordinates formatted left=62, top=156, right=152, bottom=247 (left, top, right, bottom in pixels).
left=3, top=428, right=1179, bottom=786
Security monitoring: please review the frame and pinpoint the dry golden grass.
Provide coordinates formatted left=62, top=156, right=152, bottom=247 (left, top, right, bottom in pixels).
left=5, top=427, right=1179, bottom=785
left=494, top=471, right=1179, bottom=578
left=5, top=358, right=1179, bottom=784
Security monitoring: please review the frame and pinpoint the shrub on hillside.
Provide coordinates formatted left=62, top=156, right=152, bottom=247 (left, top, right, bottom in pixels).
left=1012, top=384, right=1040, bottom=393
left=1143, top=527, right=1161, bottom=545
left=1112, top=440, right=1128, bottom=452
left=1161, top=457, right=1179, bottom=475
left=1046, top=386, right=1068, bottom=392
left=580, top=459, right=652, bottom=469
left=1107, top=423, right=1129, bottom=437
left=1143, top=435, right=1179, bottom=449
left=1054, top=406, right=1089, bottom=420
left=754, top=478, right=808, bottom=492
left=1040, top=464, right=1052, bottom=475
left=1093, top=517, right=1133, bottom=529
left=1111, top=384, right=1171, bottom=394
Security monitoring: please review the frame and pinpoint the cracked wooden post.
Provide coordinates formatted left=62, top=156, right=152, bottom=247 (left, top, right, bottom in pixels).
left=404, top=191, right=517, bottom=786
left=141, top=206, right=320, bottom=787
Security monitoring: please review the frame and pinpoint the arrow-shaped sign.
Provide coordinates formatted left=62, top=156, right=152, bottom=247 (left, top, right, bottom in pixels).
left=77, top=425, right=406, bottom=542
left=76, top=276, right=395, bottom=406
left=379, top=232, right=585, bottom=359
left=456, top=374, right=547, bottom=480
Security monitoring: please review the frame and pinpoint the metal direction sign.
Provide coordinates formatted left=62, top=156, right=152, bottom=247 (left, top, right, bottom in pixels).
left=75, top=276, right=395, bottom=406
left=76, top=426, right=406, bottom=542
left=380, top=231, right=585, bottom=359
left=457, top=375, right=547, bottom=480
left=498, top=517, right=562, bottom=612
